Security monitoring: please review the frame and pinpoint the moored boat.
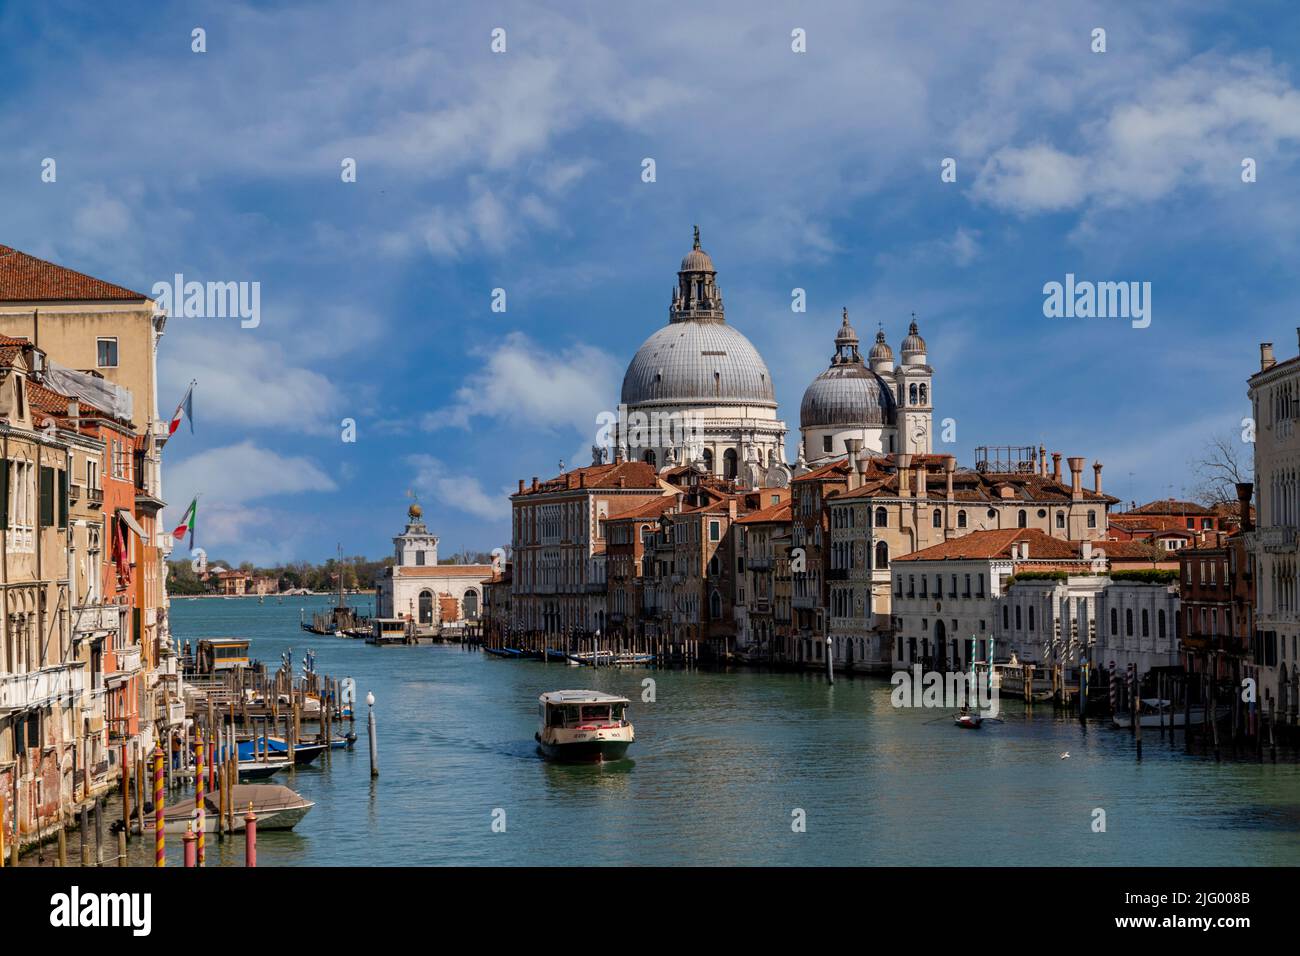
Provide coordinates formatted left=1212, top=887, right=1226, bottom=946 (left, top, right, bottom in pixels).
left=143, top=784, right=313, bottom=833
left=536, top=690, right=635, bottom=763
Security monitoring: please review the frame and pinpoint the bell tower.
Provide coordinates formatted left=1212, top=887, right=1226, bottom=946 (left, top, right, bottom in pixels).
left=896, top=314, right=933, bottom=455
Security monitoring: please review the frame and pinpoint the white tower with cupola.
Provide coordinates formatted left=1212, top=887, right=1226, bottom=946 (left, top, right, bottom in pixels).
left=895, top=315, right=933, bottom=455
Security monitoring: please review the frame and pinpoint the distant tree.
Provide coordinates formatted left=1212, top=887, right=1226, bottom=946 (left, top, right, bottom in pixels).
left=1189, top=432, right=1253, bottom=508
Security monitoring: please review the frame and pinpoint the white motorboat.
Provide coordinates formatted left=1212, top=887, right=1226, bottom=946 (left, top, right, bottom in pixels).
left=535, top=690, right=635, bottom=763
left=143, top=784, right=314, bottom=833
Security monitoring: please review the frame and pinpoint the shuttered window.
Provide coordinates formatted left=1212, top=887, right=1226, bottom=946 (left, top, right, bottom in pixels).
left=39, top=466, right=54, bottom=527
left=57, top=468, right=68, bottom=528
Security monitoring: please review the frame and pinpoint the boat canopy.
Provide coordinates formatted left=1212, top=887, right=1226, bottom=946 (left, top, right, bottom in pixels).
left=539, top=690, right=630, bottom=706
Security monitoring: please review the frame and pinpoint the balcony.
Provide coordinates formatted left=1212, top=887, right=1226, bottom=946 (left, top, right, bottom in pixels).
left=1259, top=526, right=1298, bottom=553
left=73, top=604, right=123, bottom=638
left=115, top=645, right=142, bottom=675
left=0, top=664, right=87, bottom=714
left=86, top=487, right=104, bottom=507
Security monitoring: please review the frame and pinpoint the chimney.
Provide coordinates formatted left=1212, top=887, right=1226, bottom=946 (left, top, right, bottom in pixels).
left=1082, top=540, right=1093, bottom=561
left=1237, top=482, right=1254, bottom=532
left=1051, top=453, right=1062, bottom=483
left=897, top=453, right=912, bottom=496
left=915, top=463, right=927, bottom=499
left=944, top=455, right=956, bottom=499
left=728, top=498, right=737, bottom=519
left=518, top=479, right=525, bottom=494
left=579, top=472, right=586, bottom=489
left=531, top=476, right=539, bottom=491
left=1261, top=342, right=1276, bottom=371
left=1093, top=461, right=1103, bottom=496
left=1039, top=444, right=1047, bottom=477
left=845, top=438, right=862, bottom=490
left=1067, top=457, right=1084, bottom=499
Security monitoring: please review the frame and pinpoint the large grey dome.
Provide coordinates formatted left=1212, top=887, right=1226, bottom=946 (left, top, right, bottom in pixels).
left=800, top=309, right=897, bottom=428
left=621, top=321, right=776, bottom=407
left=800, top=364, right=897, bottom=428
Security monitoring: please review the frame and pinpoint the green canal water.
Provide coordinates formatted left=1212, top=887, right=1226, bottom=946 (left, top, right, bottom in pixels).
left=111, top=596, right=1300, bottom=865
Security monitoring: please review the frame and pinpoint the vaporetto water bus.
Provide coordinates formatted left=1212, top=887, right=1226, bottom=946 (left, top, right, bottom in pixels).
left=536, top=690, right=635, bottom=763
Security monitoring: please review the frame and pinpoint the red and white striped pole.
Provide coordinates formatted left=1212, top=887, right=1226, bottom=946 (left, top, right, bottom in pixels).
left=195, top=731, right=206, bottom=866
left=244, top=804, right=257, bottom=867
left=153, top=744, right=166, bottom=866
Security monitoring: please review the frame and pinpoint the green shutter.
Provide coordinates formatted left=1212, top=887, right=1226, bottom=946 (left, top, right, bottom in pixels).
left=57, top=468, right=68, bottom=529
left=0, top=459, right=8, bottom=531
left=39, top=465, right=54, bottom=527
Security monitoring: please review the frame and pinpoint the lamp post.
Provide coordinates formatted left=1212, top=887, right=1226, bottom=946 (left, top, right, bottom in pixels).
left=367, top=692, right=379, bottom=778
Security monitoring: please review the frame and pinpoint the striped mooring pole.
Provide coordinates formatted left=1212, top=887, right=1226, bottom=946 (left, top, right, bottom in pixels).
left=195, top=731, right=206, bottom=866
left=153, top=744, right=166, bottom=867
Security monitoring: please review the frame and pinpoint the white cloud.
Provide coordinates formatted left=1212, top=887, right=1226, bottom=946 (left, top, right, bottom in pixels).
left=408, top=454, right=510, bottom=521
left=159, top=330, right=343, bottom=435
left=424, top=331, right=620, bottom=441
left=167, top=441, right=338, bottom=508
left=974, top=55, right=1300, bottom=215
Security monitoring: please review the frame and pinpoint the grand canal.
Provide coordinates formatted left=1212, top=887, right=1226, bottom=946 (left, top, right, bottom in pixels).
left=126, top=595, right=1300, bottom=866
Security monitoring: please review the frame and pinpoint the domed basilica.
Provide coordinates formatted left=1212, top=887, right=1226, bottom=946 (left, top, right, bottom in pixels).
left=605, top=227, right=934, bottom=484
left=611, top=227, right=792, bottom=488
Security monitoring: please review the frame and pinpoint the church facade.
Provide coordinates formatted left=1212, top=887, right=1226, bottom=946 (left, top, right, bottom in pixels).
left=375, top=504, right=493, bottom=631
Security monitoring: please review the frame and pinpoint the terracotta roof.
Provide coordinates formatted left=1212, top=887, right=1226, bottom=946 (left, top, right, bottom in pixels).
left=895, top=528, right=1083, bottom=562
left=395, top=565, right=494, bottom=578
left=1127, top=498, right=1213, bottom=516
left=735, top=500, right=792, bottom=524
left=515, top=460, right=661, bottom=496
left=792, top=460, right=852, bottom=483
left=606, top=497, right=676, bottom=522
left=835, top=466, right=1117, bottom=504
left=0, top=245, right=148, bottom=302
left=1091, top=540, right=1167, bottom=560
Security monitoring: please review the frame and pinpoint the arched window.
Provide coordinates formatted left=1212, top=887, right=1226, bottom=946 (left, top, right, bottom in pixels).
left=1002, top=605, right=1009, bottom=629
left=1017, top=509, right=1027, bottom=528
left=875, top=541, right=889, bottom=569
left=709, top=555, right=720, bottom=576
left=957, top=510, right=967, bottom=528
left=1142, top=609, right=1149, bottom=637
left=1056, top=511, right=1065, bottom=529
left=1087, top=510, right=1097, bottom=528
left=919, top=383, right=928, bottom=405
left=932, top=508, right=942, bottom=528
left=1158, top=609, right=1166, bottom=638
left=875, top=507, right=888, bottom=528
left=909, top=383, right=918, bottom=404
left=723, top=448, right=738, bottom=479
left=1126, top=608, right=1134, bottom=636
left=1028, top=606, right=1035, bottom=631
left=643, top=449, right=657, bottom=467
left=709, top=590, right=722, bottom=619
left=462, top=590, right=479, bottom=619
left=1111, top=608, right=1119, bottom=635
left=702, top=448, right=714, bottom=473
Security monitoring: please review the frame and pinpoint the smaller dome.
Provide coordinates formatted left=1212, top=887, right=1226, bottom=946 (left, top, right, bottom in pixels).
left=680, top=225, right=715, bottom=273
left=834, top=308, right=859, bottom=350
left=869, top=328, right=893, bottom=362
left=901, top=317, right=926, bottom=355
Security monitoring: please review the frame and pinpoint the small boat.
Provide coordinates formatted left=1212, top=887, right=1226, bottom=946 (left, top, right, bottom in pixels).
left=566, top=650, right=616, bottom=667
left=613, top=652, right=654, bottom=666
left=1112, top=702, right=1229, bottom=729
left=238, top=758, right=292, bottom=780
left=536, top=690, right=635, bottom=763
left=954, top=712, right=983, bottom=729
left=238, top=737, right=327, bottom=766
left=484, top=647, right=521, bottom=658
left=545, top=648, right=569, bottom=662
left=143, top=784, right=313, bottom=833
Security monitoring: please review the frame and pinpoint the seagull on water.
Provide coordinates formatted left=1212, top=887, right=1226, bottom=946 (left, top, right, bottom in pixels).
left=1060, top=752, right=1070, bottom=759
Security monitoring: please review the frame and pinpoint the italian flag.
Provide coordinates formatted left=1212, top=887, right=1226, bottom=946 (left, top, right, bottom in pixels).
left=171, top=497, right=197, bottom=548
left=168, top=381, right=195, bottom=436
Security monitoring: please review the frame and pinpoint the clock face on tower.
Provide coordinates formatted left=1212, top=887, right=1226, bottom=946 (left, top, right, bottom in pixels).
left=912, top=418, right=929, bottom=451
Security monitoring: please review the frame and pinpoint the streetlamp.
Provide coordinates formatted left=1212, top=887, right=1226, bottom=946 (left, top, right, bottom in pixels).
left=366, top=692, right=378, bottom=778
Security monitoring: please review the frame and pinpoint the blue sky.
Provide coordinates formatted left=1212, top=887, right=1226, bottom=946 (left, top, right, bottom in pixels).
left=2, top=0, right=1298, bottom=563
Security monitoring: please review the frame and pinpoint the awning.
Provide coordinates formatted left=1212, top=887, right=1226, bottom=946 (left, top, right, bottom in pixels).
left=116, top=509, right=149, bottom=543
